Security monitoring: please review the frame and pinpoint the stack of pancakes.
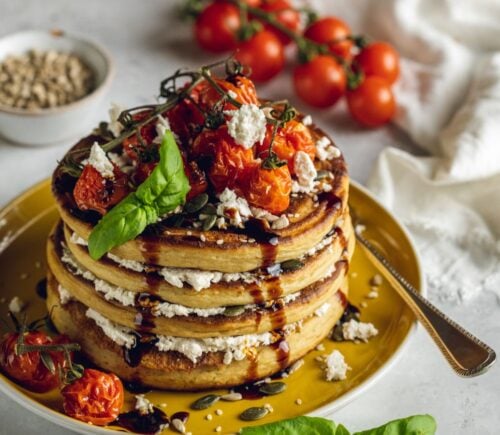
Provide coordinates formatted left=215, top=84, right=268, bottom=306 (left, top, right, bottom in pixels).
left=46, top=124, right=354, bottom=391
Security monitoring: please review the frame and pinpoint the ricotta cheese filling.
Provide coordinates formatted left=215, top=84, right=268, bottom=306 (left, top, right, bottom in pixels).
left=69, top=229, right=338, bottom=291
left=84, top=307, right=330, bottom=364
left=60, top=244, right=300, bottom=318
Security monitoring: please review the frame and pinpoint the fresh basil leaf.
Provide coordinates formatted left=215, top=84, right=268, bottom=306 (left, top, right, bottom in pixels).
left=88, top=130, right=189, bottom=260
left=353, top=415, right=436, bottom=435
left=240, top=416, right=344, bottom=435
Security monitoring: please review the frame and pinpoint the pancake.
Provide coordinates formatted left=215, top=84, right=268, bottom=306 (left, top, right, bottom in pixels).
left=47, top=273, right=347, bottom=390
left=52, top=123, right=348, bottom=272
left=61, top=215, right=354, bottom=307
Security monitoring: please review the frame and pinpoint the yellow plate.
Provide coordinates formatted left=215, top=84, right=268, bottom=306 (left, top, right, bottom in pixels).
left=0, top=179, right=423, bottom=435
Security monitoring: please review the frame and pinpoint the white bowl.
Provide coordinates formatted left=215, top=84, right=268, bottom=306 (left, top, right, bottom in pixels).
left=0, top=30, right=114, bottom=146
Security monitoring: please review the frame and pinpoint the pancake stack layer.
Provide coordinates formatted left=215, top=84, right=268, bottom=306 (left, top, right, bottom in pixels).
left=46, top=93, right=353, bottom=391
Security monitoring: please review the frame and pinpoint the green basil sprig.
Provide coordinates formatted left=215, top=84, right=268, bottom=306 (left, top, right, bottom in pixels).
left=88, top=130, right=189, bottom=260
left=240, top=415, right=436, bottom=435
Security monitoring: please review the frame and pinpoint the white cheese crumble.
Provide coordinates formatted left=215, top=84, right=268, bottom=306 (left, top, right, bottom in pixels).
left=302, top=115, right=312, bottom=126
left=135, top=394, right=154, bottom=415
left=107, top=253, right=145, bottom=273
left=86, top=142, right=115, bottom=179
left=86, top=308, right=136, bottom=349
left=108, top=103, right=124, bottom=137
left=294, top=151, right=317, bottom=193
left=70, top=232, right=88, bottom=246
left=153, top=114, right=179, bottom=144
left=342, top=319, right=379, bottom=342
left=58, top=285, right=73, bottom=305
left=250, top=207, right=290, bottom=230
left=324, top=350, right=350, bottom=381
left=8, top=296, right=25, bottom=313
left=227, top=90, right=238, bottom=99
left=315, top=136, right=341, bottom=161
left=225, top=104, right=267, bottom=149
left=217, top=188, right=253, bottom=228
left=272, top=215, right=289, bottom=230
left=314, top=302, right=331, bottom=317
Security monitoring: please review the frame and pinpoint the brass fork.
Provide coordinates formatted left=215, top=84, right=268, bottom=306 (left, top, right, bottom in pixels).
left=355, top=232, right=496, bottom=377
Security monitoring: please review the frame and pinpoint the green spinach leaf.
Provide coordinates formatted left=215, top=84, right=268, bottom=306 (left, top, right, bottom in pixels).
left=88, top=130, right=189, bottom=260
left=353, top=414, right=436, bottom=435
left=240, top=416, right=346, bottom=435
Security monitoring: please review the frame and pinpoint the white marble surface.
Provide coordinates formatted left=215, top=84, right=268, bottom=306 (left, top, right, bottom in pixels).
left=0, top=1, right=498, bottom=434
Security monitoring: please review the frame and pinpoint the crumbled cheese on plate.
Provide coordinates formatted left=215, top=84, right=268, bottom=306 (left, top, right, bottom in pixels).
left=8, top=296, right=26, bottom=313
left=324, top=350, right=350, bottom=381
left=342, top=319, right=379, bottom=342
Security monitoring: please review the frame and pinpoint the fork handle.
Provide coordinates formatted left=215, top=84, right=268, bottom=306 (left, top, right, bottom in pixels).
left=356, top=236, right=496, bottom=377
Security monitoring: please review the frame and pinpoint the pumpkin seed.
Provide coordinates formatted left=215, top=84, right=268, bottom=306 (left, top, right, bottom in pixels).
left=221, top=392, right=243, bottom=401
left=190, top=394, right=220, bottom=410
left=315, top=170, right=331, bottom=180
left=280, top=259, right=304, bottom=272
left=171, top=215, right=185, bottom=228
left=239, top=406, right=269, bottom=421
left=184, top=193, right=209, bottom=214
left=330, top=322, right=344, bottom=342
left=171, top=419, right=186, bottom=434
left=202, top=214, right=217, bottom=231
left=258, top=381, right=286, bottom=396
left=223, top=306, right=246, bottom=317
left=200, top=203, right=217, bottom=215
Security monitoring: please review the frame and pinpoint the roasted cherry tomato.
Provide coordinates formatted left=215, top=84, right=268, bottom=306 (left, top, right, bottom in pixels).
left=354, top=41, right=400, bottom=84
left=185, top=160, right=208, bottom=200
left=62, top=369, right=124, bottom=426
left=166, top=100, right=205, bottom=147
left=346, top=76, right=395, bottom=127
left=208, top=127, right=256, bottom=193
left=0, top=331, right=68, bottom=393
left=304, top=17, right=353, bottom=60
left=122, top=110, right=158, bottom=161
left=73, top=164, right=129, bottom=215
left=133, top=161, right=157, bottom=185
left=197, top=76, right=259, bottom=112
left=195, top=2, right=240, bottom=52
left=260, top=0, right=301, bottom=46
left=256, top=120, right=315, bottom=174
left=246, top=164, right=291, bottom=214
left=235, top=30, right=285, bottom=82
left=293, top=55, right=346, bottom=108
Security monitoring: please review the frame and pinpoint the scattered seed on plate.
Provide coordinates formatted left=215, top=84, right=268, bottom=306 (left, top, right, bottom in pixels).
left=221, top=392, right=242, bottom=401
left=190, top=394, right=220, bottom=410
left=295, top=398, right=303, bottom=405
left=171, top=418, right=186, bottom=434
left=264, top=403, right=274, bottom=413
left=367, top=290, right=379, bottom=299
left=361, top=301, right=368, bottom=308
left=315, top=343, right=325, bottom=351
left=215, top=409, right=223, bottom=416
left=206, top=414, right=213, bottom=421
left=370, top=274, right=383, bottom=286
left=259, top=381, right=286, bottom=396
left=287, top=359, right=304, bottom=375
left=240, top=406, right=269, bottom=421
left=215, top=426, right=222, bottom=433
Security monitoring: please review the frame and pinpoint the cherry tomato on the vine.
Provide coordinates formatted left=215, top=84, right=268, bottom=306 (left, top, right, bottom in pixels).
left=235, top=30, right=285, bottom=82
left=195, top=2, right=240, bottom=52
left=260, top=0, right=301, bottom=46
left=62, top=368, right=124, bottom=426
left=0, top=331, right=69, bottom=393
left=355, top=41, right=400, bottom=84
left=304, top=17, right=353, bottom=60
left=246, top=164, right=292, bottom=214
left=293, top=55, right=346, bottom=108
left=346, top=76, right=395, bottom=127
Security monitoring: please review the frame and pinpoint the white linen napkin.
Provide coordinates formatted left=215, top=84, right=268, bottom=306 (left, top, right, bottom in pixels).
left=310, top=0, right=500, bottom=302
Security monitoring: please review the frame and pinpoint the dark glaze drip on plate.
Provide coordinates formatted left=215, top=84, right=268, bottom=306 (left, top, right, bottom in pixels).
left=171, top=411, right=190, bottom=424
left=36, top=278, right=48, bottom=299
left=114, top=407, right=169, bottom=434
left=124, top=380, right=152, bottom=394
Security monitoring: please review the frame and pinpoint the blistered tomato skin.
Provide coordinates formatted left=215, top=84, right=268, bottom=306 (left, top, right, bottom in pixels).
left=185, top=160, right=208, bottom=200
left=0, top=332, right=65, bottom=393
left=246, top=165, right=292, bottom=214
left=62, top=369, right=124, bottom=426
left=208, top=128, right=256, bottom=194
left=73, top=165, right=129, bottom=215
